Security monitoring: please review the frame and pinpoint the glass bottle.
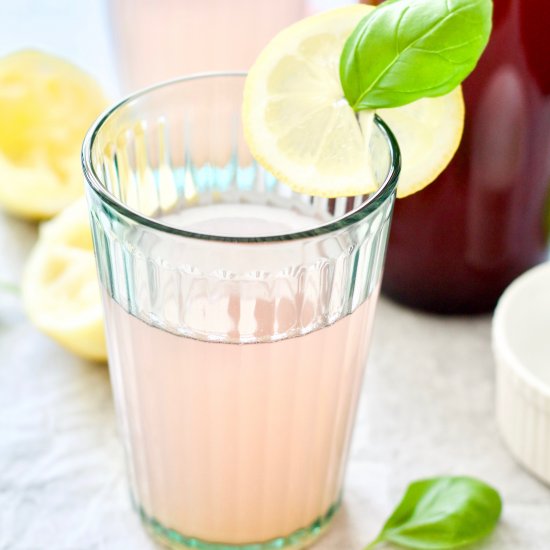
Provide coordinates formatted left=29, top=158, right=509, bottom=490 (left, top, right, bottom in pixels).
left=381, top=0, right=550, bottom=314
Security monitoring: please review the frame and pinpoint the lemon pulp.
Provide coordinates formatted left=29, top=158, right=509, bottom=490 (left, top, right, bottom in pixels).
left=22, top=199, right=106, bottom=362
left=0, top=50, right=107, bottom=219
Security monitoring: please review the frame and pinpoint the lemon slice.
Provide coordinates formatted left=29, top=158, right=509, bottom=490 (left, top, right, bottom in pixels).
left=22, top=199, right=106, bottom=362
left=0, top=50, right=107, bottom=219
left=243, top=5, right=465, bottom=198
left=378, top=88, right=464, bottom=198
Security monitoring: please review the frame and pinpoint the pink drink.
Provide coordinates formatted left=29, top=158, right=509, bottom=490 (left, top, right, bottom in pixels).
left=102, top=205, right=378, bottom=545
left=107, top=0, right=308, bottom=92
left=104, top=296, right=376, bottom=544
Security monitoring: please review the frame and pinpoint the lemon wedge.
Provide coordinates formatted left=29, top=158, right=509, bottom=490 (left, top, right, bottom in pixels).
left=0, top=50, right=107, bottom=219
left=243, top=5, right=465, bottom=198
left=22, top=199, right=106, bottom=362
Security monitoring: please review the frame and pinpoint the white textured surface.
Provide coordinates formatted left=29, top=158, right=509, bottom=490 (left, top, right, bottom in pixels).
left=1, top=2, right=550, bottom=549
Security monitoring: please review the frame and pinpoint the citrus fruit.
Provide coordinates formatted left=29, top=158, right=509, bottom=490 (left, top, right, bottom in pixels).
left=378, top=88, right=464, bottom=198
left=22, top=199, right=106, bottom=362
left=243, top=5, right=465, bottom=198
left=0, top=50, right=107, bottom=219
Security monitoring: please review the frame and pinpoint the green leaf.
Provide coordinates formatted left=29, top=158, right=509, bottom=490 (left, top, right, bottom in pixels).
left=365, top=476, right=502, bottom=549
left=340, top=0, right=493, bottom=110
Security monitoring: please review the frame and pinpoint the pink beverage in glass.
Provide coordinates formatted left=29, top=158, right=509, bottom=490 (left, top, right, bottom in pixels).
left=82, top=75, right=399, bottom=549
left=106, top=0, right=307, bottom=92
left=381, top=0, right=550, bottom=314
left=102, top=204, right=379, bottom=543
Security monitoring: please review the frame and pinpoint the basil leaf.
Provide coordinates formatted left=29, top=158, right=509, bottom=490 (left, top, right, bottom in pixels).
left=365, top=476, right=502, bottom=549
left=340, top=0, right=493, bottom=110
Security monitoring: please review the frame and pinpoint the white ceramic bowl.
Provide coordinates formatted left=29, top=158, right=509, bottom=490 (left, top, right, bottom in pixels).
left=493, top=261, right=550, bottom=485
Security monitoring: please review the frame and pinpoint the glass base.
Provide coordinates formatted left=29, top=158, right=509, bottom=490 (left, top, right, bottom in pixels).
left=137, top=500, right=341, bottom=550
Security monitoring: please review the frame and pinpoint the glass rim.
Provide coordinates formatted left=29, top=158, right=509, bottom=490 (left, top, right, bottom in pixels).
left=82, top=71, right=401, bottom=244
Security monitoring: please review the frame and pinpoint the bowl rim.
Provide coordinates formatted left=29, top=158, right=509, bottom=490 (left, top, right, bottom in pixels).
left=492, top=260, right=550, bottom=400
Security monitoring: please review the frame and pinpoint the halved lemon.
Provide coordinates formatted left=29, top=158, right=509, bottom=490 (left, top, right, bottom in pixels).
left=243, top=5, right=465, bottom=198
left=0, top=50, right=107, bottom=219
left=22, top=199, right=106, bottom=362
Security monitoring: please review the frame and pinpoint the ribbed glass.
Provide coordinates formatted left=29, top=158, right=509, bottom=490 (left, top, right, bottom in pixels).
left=82, top=73, right=400, bottom=550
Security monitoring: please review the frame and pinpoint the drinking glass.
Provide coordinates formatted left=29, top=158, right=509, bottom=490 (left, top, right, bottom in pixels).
left=82, top=73, right=400, bottom=550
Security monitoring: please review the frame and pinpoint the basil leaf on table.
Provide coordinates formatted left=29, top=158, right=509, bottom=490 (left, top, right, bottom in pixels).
left=365, top=476, right=502, bottom=549
left=340, top=0, right=493, bottom=110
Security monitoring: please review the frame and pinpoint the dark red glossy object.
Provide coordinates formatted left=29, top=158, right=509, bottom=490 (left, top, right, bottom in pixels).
left=381, top=0, right=550, bottom=314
